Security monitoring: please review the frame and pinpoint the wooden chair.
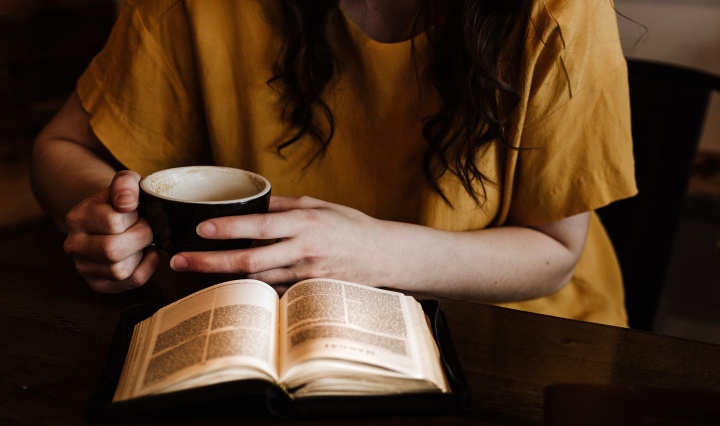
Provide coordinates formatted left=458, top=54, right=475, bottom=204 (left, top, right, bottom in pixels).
left=597, top=59, right=720, bottom=331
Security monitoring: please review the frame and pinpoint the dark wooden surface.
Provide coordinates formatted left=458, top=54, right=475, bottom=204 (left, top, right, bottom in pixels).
left=2, top=222, right=720, bottom=425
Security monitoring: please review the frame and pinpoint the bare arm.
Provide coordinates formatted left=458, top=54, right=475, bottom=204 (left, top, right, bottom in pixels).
left=169, top=196, right=589, bottom=303
left=31, top=91, right=158, bottom=293
left=32, top=92, right=120, bottom=229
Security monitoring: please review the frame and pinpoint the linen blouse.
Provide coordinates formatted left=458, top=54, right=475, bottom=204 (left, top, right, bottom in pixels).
left=77, top=0, right=637, bottom=326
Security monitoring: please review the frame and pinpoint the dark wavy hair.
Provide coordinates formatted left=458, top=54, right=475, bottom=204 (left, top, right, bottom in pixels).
left=270, top=0, right=532, bottom=204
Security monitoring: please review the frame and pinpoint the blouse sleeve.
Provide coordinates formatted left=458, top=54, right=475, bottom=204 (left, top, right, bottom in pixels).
left=76, top=0, right=208, bottom=176
left=504, top=0, right=638, bottom=227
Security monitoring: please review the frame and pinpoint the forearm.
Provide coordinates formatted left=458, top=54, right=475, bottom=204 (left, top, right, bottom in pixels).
left=32, top=139, right=115, bottom=230
left=31, top=93, right=118, bottom=232
left=170, top=196, right=589, bottom=303
left=372, top=215, right=588, bottom=303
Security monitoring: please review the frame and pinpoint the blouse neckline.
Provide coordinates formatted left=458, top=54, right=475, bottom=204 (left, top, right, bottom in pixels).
left=338, top=7, right=429, bottom=48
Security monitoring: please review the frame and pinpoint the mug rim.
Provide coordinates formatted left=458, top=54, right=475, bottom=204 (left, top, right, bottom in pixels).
left=139, top=166, right=271, bottom=205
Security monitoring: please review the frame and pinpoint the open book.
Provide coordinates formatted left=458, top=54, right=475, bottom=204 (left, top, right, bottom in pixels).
left=113, top=278, right=450, bottom=403
left=88, top=278, right=469, bottom=421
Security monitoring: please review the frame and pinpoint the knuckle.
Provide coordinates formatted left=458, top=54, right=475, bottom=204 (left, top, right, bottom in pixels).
left=128, top=254, right=157, bottom=289
left=108, top=262, right=132, bottom=281
left=65, top=208, right=81, bottom=229
left=255, top=214, right=274, bottom=239
left=308, top=210, right=325, bottom=225
left=99, top=238, right=123, bottom=263
left=104, top=213, right=128, bottom=234
left=125, top=272, right=147, bottom=290
left=63, top=236, right=75, bottom=255
left=285, top=267, right=303, bottom=283
left=295, top=195, right=318, bottom=208
left=295, top=195, right=312, bottom=204
left=294, top=208, right=321, bottom=225
left=299, top=239, right=321, bottom=259
left=234, top=254, right=259, bottom=274
left=299, top=263, right=322, bottom=280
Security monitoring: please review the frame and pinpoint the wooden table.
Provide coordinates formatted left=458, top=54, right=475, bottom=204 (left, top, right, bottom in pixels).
left=2, top=221, right=720, bottom=425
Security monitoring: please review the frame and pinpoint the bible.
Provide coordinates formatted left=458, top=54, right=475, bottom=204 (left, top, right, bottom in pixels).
left=88, top=278, right=469, bottom=421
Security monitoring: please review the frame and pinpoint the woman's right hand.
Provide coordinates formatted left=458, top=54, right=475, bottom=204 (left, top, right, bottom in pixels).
left=63, top=170, right=159, bottom=293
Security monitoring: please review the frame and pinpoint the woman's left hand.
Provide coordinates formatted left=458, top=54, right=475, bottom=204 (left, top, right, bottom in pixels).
left=168, top=196, right=403, bottom=286
left=168, top=195, right=590, bottom=303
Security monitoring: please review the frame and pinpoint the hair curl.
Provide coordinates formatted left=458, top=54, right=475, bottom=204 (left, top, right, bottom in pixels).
left=271, top=0, right=532, bottom=204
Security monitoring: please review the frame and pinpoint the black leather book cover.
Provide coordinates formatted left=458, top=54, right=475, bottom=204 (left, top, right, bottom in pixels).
left=87, top=299, right=470, bottom=423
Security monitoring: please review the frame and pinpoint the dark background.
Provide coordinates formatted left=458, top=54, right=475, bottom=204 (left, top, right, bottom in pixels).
left=0, top=0, right=116, bottom=234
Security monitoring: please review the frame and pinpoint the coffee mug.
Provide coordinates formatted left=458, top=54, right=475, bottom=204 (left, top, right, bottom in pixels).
left=138, top=166, right=271, bottom=253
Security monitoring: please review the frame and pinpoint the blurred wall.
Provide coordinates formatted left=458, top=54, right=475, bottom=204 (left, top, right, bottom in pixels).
left=0, top=0, right=115, bottom=148
left=615, top=0, right=720, bottom=153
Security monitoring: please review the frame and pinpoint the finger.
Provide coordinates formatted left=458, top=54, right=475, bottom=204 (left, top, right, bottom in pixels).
left=268, top=195, right=326, bottom=213
left=170, top=239, right=302, bottom=275
left=66, top=198, right=140, bottom=235
left=246, top=268, right=301, bottom=286
left=109, top=170, right=142, bottom=213
left=76, top=250, right=144, bottom=282
left=84, top=248, right=160, bottom=294
left=64, top=219, right=154, bottom=263
left=197, top=208, right=320, bottom=241
left=196, top=214, right=281, bottom=241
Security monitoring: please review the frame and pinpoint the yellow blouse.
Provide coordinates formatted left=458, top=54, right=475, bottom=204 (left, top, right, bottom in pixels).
left=77, top=0, right=637, bottom=326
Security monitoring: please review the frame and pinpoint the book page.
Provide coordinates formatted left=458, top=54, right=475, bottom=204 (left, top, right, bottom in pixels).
left=277, top=279, right=447, bottom=393
left=113, top=279, right=279, bottom=402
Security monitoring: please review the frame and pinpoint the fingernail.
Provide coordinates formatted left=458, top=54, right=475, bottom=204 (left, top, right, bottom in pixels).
left=115, top=192, right=137, bottom=209
left=170, top=255, right=188, bottom=271
left=197, top=222, right=216, bottom=237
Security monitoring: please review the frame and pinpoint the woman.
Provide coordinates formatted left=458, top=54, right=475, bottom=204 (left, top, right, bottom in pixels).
left=31, top=0, right=636, bottom=326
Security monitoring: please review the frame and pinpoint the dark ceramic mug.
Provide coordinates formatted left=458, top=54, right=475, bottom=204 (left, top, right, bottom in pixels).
left=138, top=166, right=271, bottom=254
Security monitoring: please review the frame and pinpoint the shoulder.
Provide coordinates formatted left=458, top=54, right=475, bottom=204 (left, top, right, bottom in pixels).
left=120, top=0, right=184, bottom=29
left=544, top=0, right=622, bottom=44
left=521, top=0, right=626, bottom=108
left=528, top=0, right=624, bottom=63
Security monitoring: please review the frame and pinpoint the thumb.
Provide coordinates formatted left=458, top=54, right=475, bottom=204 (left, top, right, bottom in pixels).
left=109, top=170, right=142, bottom=213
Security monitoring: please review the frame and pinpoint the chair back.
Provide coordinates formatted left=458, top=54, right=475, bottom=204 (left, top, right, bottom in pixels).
left=598, top=59, right=720, bottom=331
